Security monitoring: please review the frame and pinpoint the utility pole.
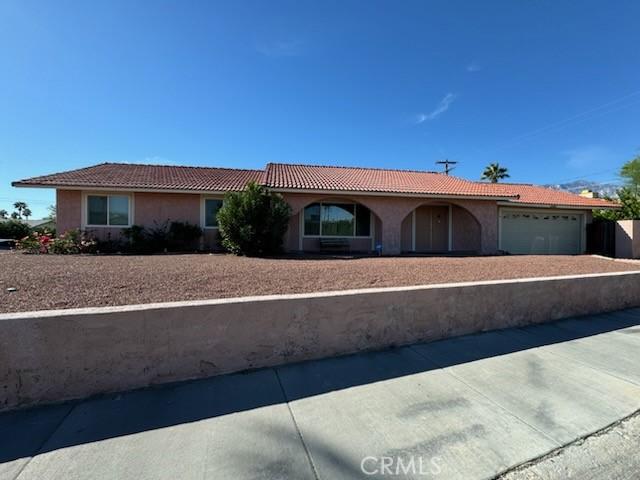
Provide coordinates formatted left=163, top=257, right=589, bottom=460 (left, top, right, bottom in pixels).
left=436, top=159, right=458, bottom=175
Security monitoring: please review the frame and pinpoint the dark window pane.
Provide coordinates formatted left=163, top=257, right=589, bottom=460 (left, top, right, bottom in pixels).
left=304, top=203, right=320, bottom=235
left=108, top=196, right=129, bottom=226
left=356, top=205, right=371, bottom=236
left=87, top=196, right=108, bottom=225
left=205, top=199, right=223, bottom=227
left=321, top=203, right=354, bottom=236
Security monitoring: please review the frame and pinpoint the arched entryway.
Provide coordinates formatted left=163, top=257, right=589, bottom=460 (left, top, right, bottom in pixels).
left=286, top=196, right=383, bottom=253
left=400, top=202, right=482, bottom=253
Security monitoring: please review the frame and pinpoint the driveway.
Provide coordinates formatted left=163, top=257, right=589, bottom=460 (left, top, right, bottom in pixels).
left=2, top=308, right=640, bottom=480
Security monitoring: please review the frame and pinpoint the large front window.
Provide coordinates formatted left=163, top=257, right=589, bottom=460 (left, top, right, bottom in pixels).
left=303, top=202, right=371, bottom=237
left=204, top=199, right=223, bottom=228
left=87, top=195, right=130, bottom=226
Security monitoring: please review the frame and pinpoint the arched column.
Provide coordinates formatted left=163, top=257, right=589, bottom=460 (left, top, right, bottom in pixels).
left=448, top=199, right=498, bottom=254
left=281, top=193, right=385, bottom=253
left=280, top=192, right=499, bottom=255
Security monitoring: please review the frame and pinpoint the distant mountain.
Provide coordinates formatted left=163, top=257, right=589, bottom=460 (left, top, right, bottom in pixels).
left=544, top=180, right=621, bottom=199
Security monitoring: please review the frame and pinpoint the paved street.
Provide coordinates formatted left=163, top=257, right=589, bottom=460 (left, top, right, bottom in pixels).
left=2, top=308, right=640, bottom=480
left=499, top=410, right=640, bottom=480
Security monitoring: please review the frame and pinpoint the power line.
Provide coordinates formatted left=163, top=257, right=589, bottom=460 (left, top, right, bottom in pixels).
left=435, top=159, right=457, bottom=175
left=0, top=196, right=54, bottom=205
left=544, top=168, right=620, bottom=185
left=485, top=89, right=640, bottom=153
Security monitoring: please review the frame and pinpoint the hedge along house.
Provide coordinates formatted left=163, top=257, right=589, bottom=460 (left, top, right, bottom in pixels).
left=13, top=162, right=619, bottom=255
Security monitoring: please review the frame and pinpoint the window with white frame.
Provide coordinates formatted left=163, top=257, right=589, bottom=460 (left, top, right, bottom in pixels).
left=303, top=202, right=371, bottom=237
left=86, top=195, right=130, bottom=226
left=204, top=198, right=223, bottom=228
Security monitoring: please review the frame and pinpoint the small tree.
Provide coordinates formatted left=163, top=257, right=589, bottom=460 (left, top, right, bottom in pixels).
left=0, top=219, right=31, bottom=239
left=620, top=155, right=640, bottom=194
left=481, top=163, right=510, bottom=183
left=594, top=187, right=640, bottom=221
left=46, top=204, right=57, bottom=221
left=594, top=155, right=640, bottom=221
left=0, top=209, right=7, bottom=220
left=217, top=182, right=291, bottom=256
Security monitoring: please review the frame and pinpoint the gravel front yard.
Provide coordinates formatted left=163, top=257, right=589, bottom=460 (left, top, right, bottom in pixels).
left=1, top=251, right=638, bottom=313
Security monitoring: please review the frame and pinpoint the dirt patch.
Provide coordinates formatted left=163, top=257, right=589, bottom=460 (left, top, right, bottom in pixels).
left=1, top=252, right=638, bottom=313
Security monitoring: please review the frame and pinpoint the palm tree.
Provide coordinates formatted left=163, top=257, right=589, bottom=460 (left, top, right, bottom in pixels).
left=23, top=208, right=32, bottom=220
left=13, top=201, right=28, bottom=219
left=481, top=163, right=510, bottom=183
left=0, top=209, right=7, bottom=220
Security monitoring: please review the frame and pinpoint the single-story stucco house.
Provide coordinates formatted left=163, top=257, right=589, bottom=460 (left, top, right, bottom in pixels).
left=13, top=162, right=619, bottom=255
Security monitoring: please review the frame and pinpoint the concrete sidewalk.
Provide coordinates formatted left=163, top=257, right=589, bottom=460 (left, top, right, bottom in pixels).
left=2, top=309, right=640, bottom=480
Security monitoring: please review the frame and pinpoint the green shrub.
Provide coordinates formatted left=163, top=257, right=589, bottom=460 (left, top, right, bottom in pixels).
left=15, top=232, right=44, bottom=253
left=593, top=187, right=640, bottom=221
left=94, top=233, right=125, bottom=254
left=147, top=221, right=171, bottom=252
left=122, top=224, right=151, bottom=253
left=33, top=225, right=56, bottom=236
left=217, top=182, right=291, bottom=256
left=168, top=221, right=202, bottom=251
left=0, top=219, right=31, bottom=239
left=122, top=221, right=202, bottom=253
left=50, top=229, right=97, bottom=254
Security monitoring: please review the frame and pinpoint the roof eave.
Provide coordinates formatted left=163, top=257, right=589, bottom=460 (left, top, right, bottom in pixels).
left=268, top=187, right=517, bottom=201
left=497, top=201, right=621, bottom=210
left=11, top=183, right=235, bottom=195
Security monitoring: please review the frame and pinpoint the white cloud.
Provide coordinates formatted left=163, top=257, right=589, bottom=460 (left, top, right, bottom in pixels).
left=466, top=61, right=482, bottom=72
left=256, top=40, right=303, bottom=57
left=415, top=93, right=458, bottom=123
left=563, top=146, right=613, bottom=169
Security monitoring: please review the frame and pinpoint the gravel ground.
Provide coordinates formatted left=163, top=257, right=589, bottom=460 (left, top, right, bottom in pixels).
left=1, top=251, right=638, bottom=313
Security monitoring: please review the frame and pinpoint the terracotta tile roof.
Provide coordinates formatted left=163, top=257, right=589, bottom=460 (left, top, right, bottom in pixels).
left=13, top=161, right=620, bottom=209
left=12, top=162, right=263, bottom=192
left=489, top=183, right=619, bottom=208
left=263, top=163, right=519, bottom=199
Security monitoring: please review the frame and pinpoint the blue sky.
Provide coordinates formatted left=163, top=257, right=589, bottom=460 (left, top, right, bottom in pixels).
left=1, top=1, right=639, bottom=218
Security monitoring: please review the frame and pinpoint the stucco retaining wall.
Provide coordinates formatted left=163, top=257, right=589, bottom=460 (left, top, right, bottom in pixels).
left=616, top=220, right=640, bottom=259
left=2, top=271, right=640, bottom=412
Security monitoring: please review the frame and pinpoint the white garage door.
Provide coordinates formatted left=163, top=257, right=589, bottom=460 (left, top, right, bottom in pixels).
left=500, top=209, right=584, bottom=254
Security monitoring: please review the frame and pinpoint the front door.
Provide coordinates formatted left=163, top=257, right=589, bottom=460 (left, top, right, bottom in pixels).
left=414, top=206, right=449, bottom=252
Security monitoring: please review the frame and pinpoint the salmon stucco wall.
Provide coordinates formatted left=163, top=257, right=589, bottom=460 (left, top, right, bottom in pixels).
left=135, top=192, right=220, bottom=249
left=56, top=190, right=82, bottom=234
left=616, top=220, right=640, bottom=259
left=134, top=192, right=201, bottom=227
left=56, top=189, right=220, bottom=249
left=452, top=206, right=482, bottom=251
left=56, top=189, right=125, bottom=242
left=56, top=189, right=497, bottom=253
left=400, top=214, right=413, bottom=252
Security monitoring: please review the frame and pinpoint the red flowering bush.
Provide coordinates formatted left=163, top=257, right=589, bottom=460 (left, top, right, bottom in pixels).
left=15, top=231, right=46, bottom=254
left=16, top=229, right=96, bottom=254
